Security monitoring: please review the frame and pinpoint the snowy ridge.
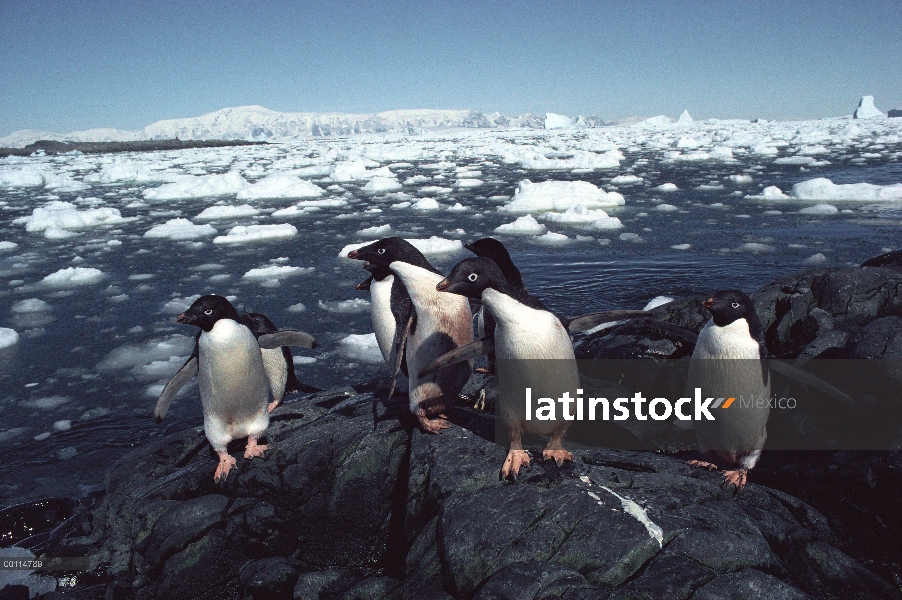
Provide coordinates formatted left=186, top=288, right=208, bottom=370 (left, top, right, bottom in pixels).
left=1, top=106, right=550, bottom=148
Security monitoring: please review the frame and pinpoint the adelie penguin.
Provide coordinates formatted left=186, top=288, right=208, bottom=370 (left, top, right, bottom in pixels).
left=347, top=238, right=473, bottom=433
left=433, top=257, right=577, bottom=479
left=154, top=295, right=317, bottom=481
left=353, top=261, right=409, bottom=393
left=687, top=290, right=769, bottom=492
left=463, top=238, right=528, bottom=374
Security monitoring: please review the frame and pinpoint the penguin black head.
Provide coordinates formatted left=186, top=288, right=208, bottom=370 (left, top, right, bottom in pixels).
left=702, top=290, right=757, bottom=328
left=437, top=257, right=510, bottom=299
left=346, top=237, right=430, bottom=270
left=176, top=295, right=241, bottom=332
left=465, top=237, right=525, bottom=290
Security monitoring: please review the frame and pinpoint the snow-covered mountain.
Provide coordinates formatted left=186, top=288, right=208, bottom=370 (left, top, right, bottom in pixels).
left=0, top=106, right=555, bottom=147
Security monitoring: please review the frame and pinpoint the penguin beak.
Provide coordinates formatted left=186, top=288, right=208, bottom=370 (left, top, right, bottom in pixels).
left=436, top=278, right=452, bottom=292
left=176, top=312, right=191, bottom=324
left=702, top=298, right=714, bottom=309
left=347, top=249, right=362, bottom=259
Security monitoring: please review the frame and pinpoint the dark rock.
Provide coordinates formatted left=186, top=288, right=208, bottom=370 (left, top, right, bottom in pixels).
left=473, top=561, right=592, bottom=599
left=52, top=308, right=902, bottom=600
left=0, top=586, right=29, bottom=600
left=842, top=316, right=902, bottom=359
left=862, top=249, right=902, bottom=268
left=292, top=568, right=363, bottom=599
left=888, top=109, right=902, bottom=118
left=239, top=557, right=299, bottom=599
left=0, top=138, right=266, bottom=158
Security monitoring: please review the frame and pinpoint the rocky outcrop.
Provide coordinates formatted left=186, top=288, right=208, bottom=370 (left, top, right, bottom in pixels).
left=40, top=378, right=897, bottom=599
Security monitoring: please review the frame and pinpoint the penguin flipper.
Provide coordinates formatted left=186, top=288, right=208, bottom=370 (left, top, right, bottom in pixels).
left=418, top=338, right=495, bottom=378
left=566, top=310, right=651, bottom=333
left=355, top=275, right=374, bottom=291
left=768, top=361, right=854, bottom=405
left=258, top=330, right=318, bottom=349
left=388, top=314, right=415, bottom=401
left=154, top=356, right=198, bottom=423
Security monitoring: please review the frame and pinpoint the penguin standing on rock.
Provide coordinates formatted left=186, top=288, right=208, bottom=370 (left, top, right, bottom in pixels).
left=434, top=257, right=577, bottom=479
left=347, top=238, right=473, bottom=433
left=155, top=295, right=318, bottom=482
left=687, top=290, right=770, bottom=492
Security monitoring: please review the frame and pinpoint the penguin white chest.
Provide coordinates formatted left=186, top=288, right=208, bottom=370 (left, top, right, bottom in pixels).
left=370, top=275, right=396, bottom=363
left=197, top=319, right=270, bottom=433
left=482, top=290, right=574, bottom=361
left=692, top=319, right=760, bottom=360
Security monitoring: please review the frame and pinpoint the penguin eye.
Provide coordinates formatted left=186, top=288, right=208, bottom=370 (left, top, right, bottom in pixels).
left=377, top=248, right=386, bottom=254
left=467, top=273, right=478, bottom=282
left=204, top=309, right=213, bottom=315
left=730, top=302, right=740, bottom=309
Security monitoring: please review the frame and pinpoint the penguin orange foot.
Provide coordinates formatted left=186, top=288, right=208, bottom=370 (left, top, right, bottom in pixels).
left=267, top=400, right=280, bottom=413
left=243, top=437, right=268, bottom=459
left=500, top=450, right=531, bottom=480
left=721, top=468, right=748, bottom=492
left=417, top=412, right=450, bottom=433
left=214, top=452, right=237, bottom=482
left=687, top=459, right=719, bottom=471
left=542, top=448, right=573, bottom=466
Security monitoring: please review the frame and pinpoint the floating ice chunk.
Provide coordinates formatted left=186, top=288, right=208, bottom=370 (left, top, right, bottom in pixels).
left=671, top=243, right=691, bottom=250
left=144, top=218, right=217, bottom=240
left=286, top=303, right=306, bottom=313
left=790, top=178, right=902, bottom=202
left=737, top=242, right=775, bottom=253
left=84, top=160, right=181, bottom=184
left=728, top=174, right=753, bottom=184
left=545, top=113, right=576, bottom=129
left=774, top=156, right=818, bottom=165
left=798, top=203, right=839, bottom=215
left=22, top=396, right=69, bottom=409
left=611, top=174, right=643, bottom=185
left=656, top=183, right=678, bottom=192
left=143, top=171, right=249, bottom=200
left=638, top=115, right=672, bottom=127
left=412, top=198, right=442, bottom=210
left=53, top=420, right=72, bottom=431
left=194, top=204, right=260, bottom=220
left=643, top=296, right=674, bottom=310
left=14, top=201, right=133, bottom=235
left=11, top=298, right=51, bottom=313
left=533, top=231, right=570, bottom=245
left=338, top=236, right=463, bottom=258
left=96, top=334, right=195, bottom=379
left=330, top=159, right=389, bottom=181
left=853, top=95, right=885, bottom=119
left=448, top=203, right=466, bottom=212
left=677, top=109, right=694, bottom=124
left=494, top=215, right=546, bottom=235
left=236, top=174, right=324, bottom=200
left=758, top=186, right=791, bottom=200
left=619, top=232, right=644, bottom=243
left=542, top=205, right=607, bottom=223
left=338, top=333, right=384, bottom=364
left=655, top=203, right=678, bottom=212
left=500, top=179, right=624, bottom=214
left=455, top=178, right=483, bottom=188
left=363, top=176, right=403, bottom=193
left=763, top=210, right=782, bottom=215
left=357, top=224, right=392, bottom=237
left=41, top=267, right=106, bottom=288
left=675, top=137, right=701, bottom=150
left=750, top=144, right=779, bottom=156
left=420, top=186, right=453, bottom=195
left=213, top=223, right=298, bottom=244
left=319, top=298, right=371, bottom=314
left=0, top=167, right=46, bottom=187
left=0, top=327, right=19, bottom=349
left=0, top=241, right=18, bottom=251
left=242, top=265, right=315, bottom=281
left=804, top=253, right=829, bottom=265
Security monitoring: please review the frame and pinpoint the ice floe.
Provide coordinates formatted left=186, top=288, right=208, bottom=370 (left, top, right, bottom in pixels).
left=0, top=327, right=19, bottom=349
left=40, top=267, right=106, bottom=288
left=339, top=236, right=463, bottom=257
left=337, top=333, right=384, bottom=364
left=236, top=174, right=324, bottom=200
left=494, top=215, right=546, bottom=235
left=500, top=179, right=625, bottom=213
left=143, top=171, right=249, bottom=200
left=242, top=265, right=315, bottom=281
left=213, top=223, right=298, bottom=244
left=14, top=201, right=134, bottom=237
left=194, top=204, right=261, bottom=220
left=144, top=218, right=217, bottom=240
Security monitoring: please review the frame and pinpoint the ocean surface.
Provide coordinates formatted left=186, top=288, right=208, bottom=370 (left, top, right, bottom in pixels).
left=0, top=120, right=900, bottom=508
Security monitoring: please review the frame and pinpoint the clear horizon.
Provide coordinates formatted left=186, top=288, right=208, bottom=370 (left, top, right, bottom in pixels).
left=2, top=0, right=900, bottom=137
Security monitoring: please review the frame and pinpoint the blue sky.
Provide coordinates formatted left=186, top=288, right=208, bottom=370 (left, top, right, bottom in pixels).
left=1, top=0, right=900, bottom=136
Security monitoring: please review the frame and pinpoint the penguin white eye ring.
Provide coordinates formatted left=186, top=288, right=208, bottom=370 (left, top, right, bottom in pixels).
left=377, top=248, right=386, bottom=254
left=204, top=309, right=213, bottom=315
left=468, top=273, right=478, bottom=282
left=731, top=302, right=740, bottom=309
